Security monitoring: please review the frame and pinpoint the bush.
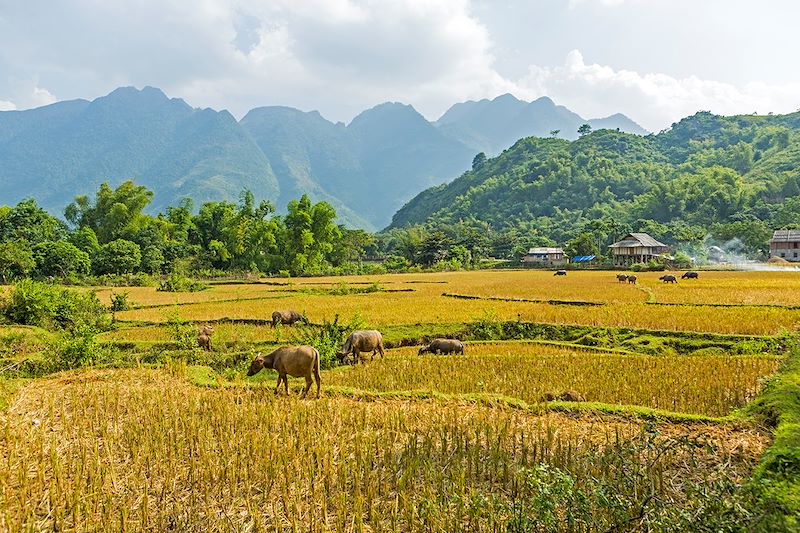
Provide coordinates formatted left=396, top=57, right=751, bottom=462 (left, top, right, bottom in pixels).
left=109, top=291, right=131, bottom=312
left=157, top=273, right=208, bottom=293
left=291, top=314, right=364, bottom=369
left=166, top=311, right=199, bottom=350
left=1, top=280, right=108, bottom=331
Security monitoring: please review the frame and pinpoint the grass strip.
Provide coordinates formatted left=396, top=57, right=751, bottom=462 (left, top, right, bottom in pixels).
left=442, top=292, right=604, bottom=307
left=743, top=337, right=800, bottom=531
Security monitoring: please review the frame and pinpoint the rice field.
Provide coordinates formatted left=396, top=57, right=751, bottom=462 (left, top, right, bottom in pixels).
left=0, top=370, right=770, bottom=532
left=99, top=270, right=800, bottom=335
left=320, top=344, right=780, bottom=416
left=1, top=268, right=796, bottom=530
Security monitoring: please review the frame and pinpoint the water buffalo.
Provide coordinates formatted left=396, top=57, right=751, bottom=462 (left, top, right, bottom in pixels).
left=627, top=275, right=637, bottom=284
left=247, top=345, right=321, bottom=399
left=616, top=274, right=628, bottom=283
left=554, top=270, right=567, bottom=276
left=418, top=338, right=464, bottom=355
left=659, top=275, right=678, bottom=283
left=197, top=324, right=214, bottom=351
left=337, top=330, right=385, bottom=365
left=271, top=310, right=307, bottom=328
left=681, top=271, right=699, bottom=279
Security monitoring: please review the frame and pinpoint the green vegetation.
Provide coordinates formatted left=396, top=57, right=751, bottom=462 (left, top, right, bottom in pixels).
left=389, top=111, right=800, bottom=265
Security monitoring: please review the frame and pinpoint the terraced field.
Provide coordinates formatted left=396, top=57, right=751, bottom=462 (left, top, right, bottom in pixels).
left=1, top=269, right=799, bottom=530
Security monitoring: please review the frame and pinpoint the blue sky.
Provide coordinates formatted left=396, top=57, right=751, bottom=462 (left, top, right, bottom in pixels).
left=1, top=0, right=798, bottom=131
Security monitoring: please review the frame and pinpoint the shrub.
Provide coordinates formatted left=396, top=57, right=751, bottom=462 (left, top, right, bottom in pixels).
left=109, top=291, right=131, bottom=312
left=157, top=273, right=208, bottom=293
left=1, top=280, right=108, bottom=331
left=166, top=311, right=199, bottom=350
left=291, top=314, right=364, bottom=369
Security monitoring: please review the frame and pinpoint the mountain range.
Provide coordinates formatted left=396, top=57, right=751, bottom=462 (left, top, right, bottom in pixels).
left=0, top=87, right=646, bottom=230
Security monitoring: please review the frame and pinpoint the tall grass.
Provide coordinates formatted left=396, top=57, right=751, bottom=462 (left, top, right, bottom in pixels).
left=324, top=344, right=781, bottom=416
left=0, top=369, right=768, bottom=532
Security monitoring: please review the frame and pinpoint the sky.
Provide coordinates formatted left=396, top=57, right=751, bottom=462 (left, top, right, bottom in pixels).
left=1, top=0, right=799, bottom=132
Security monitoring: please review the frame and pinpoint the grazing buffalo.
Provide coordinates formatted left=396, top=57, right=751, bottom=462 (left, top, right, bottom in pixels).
left=337, top=330, right=385, bottom=365
left=659, top=274, right=678, bottom=283
left=627, top=275, right=637, bottom=284
left=418, top=338, right=464, bottom=355
left=616, top=274, right=628, bottom=283
left=197, top=324, right=214, bottom=351
left=247, top=345, right=321, bottom=399
left=554, top=270, right=567, bottom=276
left=681, top=271, right=699, bottom=279
left=271, top=310, right=307, bottom=328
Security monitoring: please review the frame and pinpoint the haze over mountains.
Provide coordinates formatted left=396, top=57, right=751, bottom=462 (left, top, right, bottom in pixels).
left=0, top=87, right=646, bottom=230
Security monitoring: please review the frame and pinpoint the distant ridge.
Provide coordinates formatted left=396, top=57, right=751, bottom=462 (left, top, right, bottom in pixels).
left=0, top=87, right=647, bottom=229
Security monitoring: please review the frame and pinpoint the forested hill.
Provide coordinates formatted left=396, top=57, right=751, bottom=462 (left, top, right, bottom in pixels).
left=388, top=111, right=800, bottom=250
left=0, top=86, right=643, bottom=231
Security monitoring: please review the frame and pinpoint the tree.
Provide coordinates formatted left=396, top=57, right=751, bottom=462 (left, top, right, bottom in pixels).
left=0, top=199, right=66, bottom=245
left=283, top=195, right=341, bottom=275
left=65, top=181, right=154, bottom=243
left=565, top=232, right=600, bottom=259
left=577, top=124, right=592, bottom=136
left=0, top=241, right=35, bottom=282
left=549, top=130, right=560, bottom=138
left=472, top=152, right=487, bottom=170
left=141, top=245, right=165, bottom=274
left=68, top=227, right=101, bottom=256
left=94, top=239, right=142, bottom=274
left=32, top=241, right=91, bottom=278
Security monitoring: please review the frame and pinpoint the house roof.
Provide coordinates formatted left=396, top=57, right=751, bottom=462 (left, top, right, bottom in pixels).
left=609, top=233, right=668, bottom=249
left=771, top=229, right=800, bottom=242
left=526, top=247, right=564, bottom=255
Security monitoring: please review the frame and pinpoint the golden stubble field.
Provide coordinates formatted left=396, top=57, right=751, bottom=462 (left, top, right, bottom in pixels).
left=103, top=270, right=800, bottom=336
left=1, top=268, right=796, bottom=531
left=0, top=369, right=770, bottom=532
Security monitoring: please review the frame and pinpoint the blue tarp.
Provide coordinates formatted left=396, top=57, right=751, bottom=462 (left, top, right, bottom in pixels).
left=571, top=255, right=596, bottom=263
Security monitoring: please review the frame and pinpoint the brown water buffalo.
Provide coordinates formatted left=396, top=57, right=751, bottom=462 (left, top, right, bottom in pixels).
left=418, top=338, right=464, bottom=355
left=271, top=310, right=307, bottom=328
left=197, top=324, right=214, bottom=351
left=247, top=345, right=321, bottom=399
left=554, top=270, right=567, bottom=276
left=616, top=274, right=628, bottom=283
left=659, top=274, right=678, bottom=283
left=627, top=275, right=637, bottom=284
left=681, top=271, right=699, bottom=279
left=337, top=330, right=385, bottom=365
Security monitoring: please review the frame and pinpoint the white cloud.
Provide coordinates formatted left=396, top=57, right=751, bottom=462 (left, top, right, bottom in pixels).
left=515, top=50, right=800, bottom=131
left=0, top=100, right=16, bottom=111
left=0, top=1, right=798, bottom=132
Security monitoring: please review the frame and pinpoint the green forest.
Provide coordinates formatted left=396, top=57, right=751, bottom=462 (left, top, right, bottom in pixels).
left=389, top=110, right=800, bottom=263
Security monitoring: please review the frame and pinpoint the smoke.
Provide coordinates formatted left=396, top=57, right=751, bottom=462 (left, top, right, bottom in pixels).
left=709, top=237, right=800, bottom=272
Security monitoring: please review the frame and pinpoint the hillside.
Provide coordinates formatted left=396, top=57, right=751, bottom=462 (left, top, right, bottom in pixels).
left=0, top=87, right=646, bottom=230
left=0, top=87, right=280, bottom=215
left=389, top=111, right=800, bottom=246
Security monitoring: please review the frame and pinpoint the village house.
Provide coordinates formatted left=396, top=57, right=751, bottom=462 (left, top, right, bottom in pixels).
left=769, top=229, right=800, bottom=262
left=521, top=247, right=567, bottom=267
left=609, top=233, right=669, bottom=267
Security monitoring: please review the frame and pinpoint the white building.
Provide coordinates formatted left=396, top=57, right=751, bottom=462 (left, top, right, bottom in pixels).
left=522, top=247, right=567, bottom=267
